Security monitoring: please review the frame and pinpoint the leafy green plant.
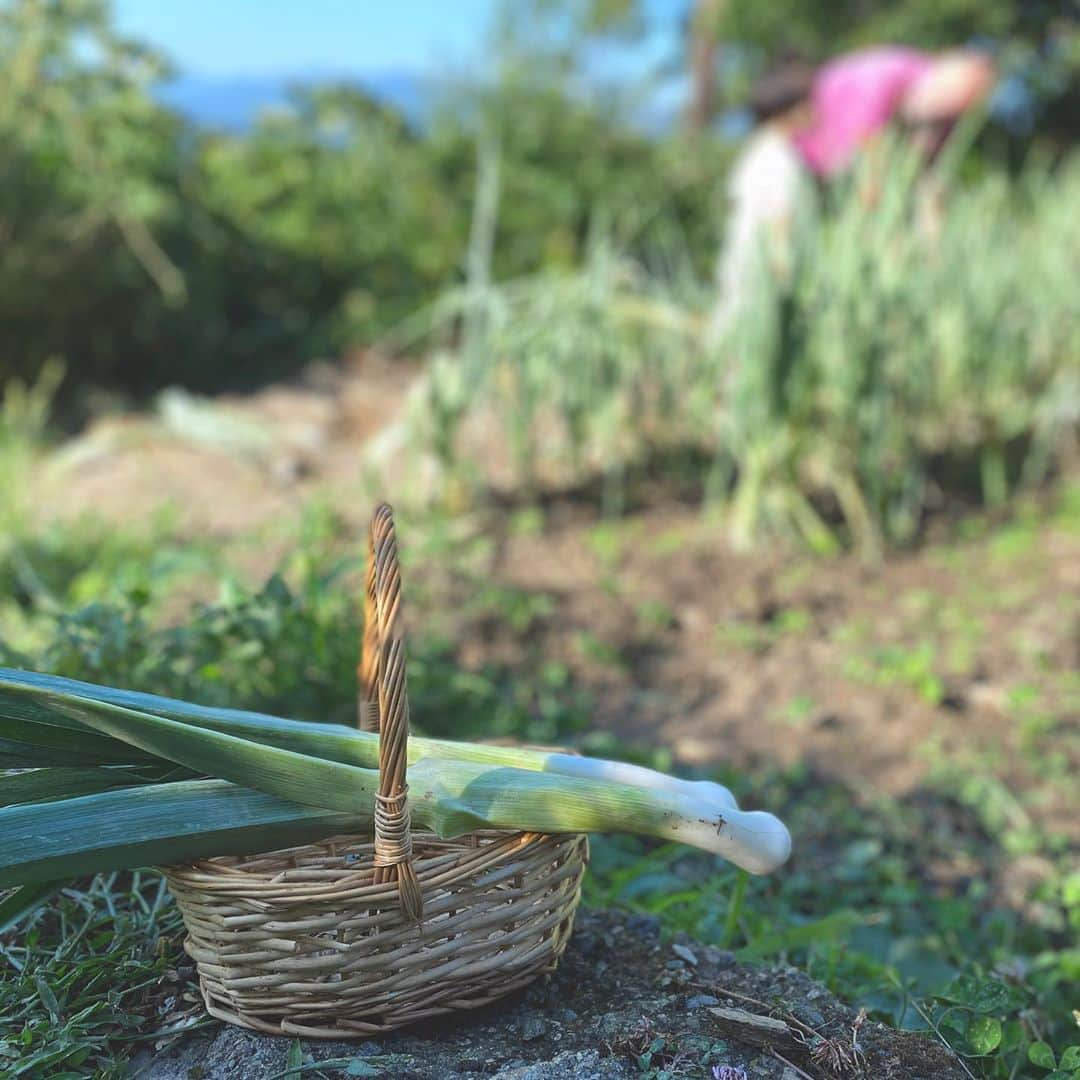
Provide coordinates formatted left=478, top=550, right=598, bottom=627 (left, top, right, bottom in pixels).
left=1028, top=1041, right=1080, bottom=1079
left=843, top=642, right=946, bottom=705
left=585, top=746, right=1078, bottom=1080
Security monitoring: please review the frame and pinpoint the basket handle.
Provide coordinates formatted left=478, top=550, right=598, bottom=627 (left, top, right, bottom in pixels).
left=358, top=517, right=380, bottom=732
left=358, top=504, right=423, bottom=921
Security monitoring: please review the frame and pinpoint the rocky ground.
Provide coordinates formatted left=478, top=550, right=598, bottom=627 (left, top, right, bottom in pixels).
left=137, top=909, right=967, bottom=1080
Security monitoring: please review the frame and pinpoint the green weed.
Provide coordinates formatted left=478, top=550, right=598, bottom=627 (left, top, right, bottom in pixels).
left=635, top=600, right=676, bottom=634
left=586, top=763, right=1078, bottom=1080
left=844, top=642, right=946, bottom=705
left=0, top=873, right=207, bottom=1078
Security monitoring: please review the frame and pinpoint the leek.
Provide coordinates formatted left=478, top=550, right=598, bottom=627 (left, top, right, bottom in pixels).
left=0, top=668, right=740, bottom=808
left=0, top=670, right=791, bottom=888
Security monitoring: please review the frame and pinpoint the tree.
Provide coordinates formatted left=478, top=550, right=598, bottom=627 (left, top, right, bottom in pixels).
left=0, top=0, right=187, bottom=390
left=685, top=0, right=724, bottom=133
left=508, top=0, right=1079, bottom=137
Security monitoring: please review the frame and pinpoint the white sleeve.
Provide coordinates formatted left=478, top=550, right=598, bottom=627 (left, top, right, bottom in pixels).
left=728, top=133, right=805, bottom=230
left=712, top=132, right=809, bottom=333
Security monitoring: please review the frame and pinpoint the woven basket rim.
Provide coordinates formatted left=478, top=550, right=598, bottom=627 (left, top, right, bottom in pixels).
left=165, top=829, right=584, bottom=896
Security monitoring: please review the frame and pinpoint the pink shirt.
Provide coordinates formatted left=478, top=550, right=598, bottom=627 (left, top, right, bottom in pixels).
left=794, top=47, right=934, bottom=176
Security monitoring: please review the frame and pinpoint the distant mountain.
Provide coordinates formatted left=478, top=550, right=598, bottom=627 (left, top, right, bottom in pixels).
left=157, top=69, right=426, bottom=130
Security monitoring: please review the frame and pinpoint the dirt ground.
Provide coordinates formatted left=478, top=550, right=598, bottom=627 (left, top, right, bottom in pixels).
left=138, top=908, right=968, bottom=1079
left=483, top=496, right=1079, bottom=836
left=25, top=364, right=1078, bottom=1076
left=43, top=353, right=422, bottom=539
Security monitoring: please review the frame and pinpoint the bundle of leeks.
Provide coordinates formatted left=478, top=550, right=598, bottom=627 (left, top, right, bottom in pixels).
left=0, top=669, right=791, bottom=906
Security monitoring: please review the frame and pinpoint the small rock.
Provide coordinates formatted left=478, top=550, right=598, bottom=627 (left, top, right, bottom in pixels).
left=596, top=1012, right=627, bottom=1039
left=573, top=931, right=601, bottom=957
left=495, top=1048, right=633, bottom=1079
left=792, top=1005, right=825, bottom=1028
left=665, top=959, right=686, bottom=970
left=686, top=994, right=720, bottom=1009
left=520, top=1014, right=547, bottom=1042
left=703, top=947, right=737, bottom=969
left=625, top=914, right=661, bottom=938
left=672, top=943, right=699, bottom=966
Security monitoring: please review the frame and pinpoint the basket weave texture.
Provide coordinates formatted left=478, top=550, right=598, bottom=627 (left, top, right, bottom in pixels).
left=164, top=505, right=588, bottom=1037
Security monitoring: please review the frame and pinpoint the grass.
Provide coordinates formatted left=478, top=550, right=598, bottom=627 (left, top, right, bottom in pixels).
left=843, top=642, right=946, bottom=706
left=586, top=764, right=1078, bottom=1079
left=0, top=373, right=1075, bottom=1080
left=0, top=873, right=205, bottom=1078
left=715, top=604, right=813, bottom=656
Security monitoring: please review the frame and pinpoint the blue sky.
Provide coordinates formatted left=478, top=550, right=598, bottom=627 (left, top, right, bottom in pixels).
left=110, top=1, right=690, bottom=131
left=112, top=0, right=501, bottom=76
left=111, top=1, right=689, bottom=77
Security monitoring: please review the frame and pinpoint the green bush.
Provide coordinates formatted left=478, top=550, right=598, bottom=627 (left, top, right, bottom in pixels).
left=0, top=1, right=725, bottom=400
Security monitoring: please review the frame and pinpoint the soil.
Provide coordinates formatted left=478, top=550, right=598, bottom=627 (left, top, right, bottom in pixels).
left=481, top=495, right=1079, bottom=837
left=43, top=353, right=422, bottom=540
left=137, top=908, right=967, bottom=1079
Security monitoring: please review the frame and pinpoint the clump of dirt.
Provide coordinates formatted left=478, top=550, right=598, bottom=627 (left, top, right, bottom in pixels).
left=140, top=908, right=966, bottom=1079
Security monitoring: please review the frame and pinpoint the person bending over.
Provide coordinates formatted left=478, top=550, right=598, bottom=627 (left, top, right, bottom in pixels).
left=710, top=61, right=817, bottom=336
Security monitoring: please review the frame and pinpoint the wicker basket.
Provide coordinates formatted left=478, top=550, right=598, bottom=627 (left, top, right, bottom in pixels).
left=163, top=505, right=588, bottom=1038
